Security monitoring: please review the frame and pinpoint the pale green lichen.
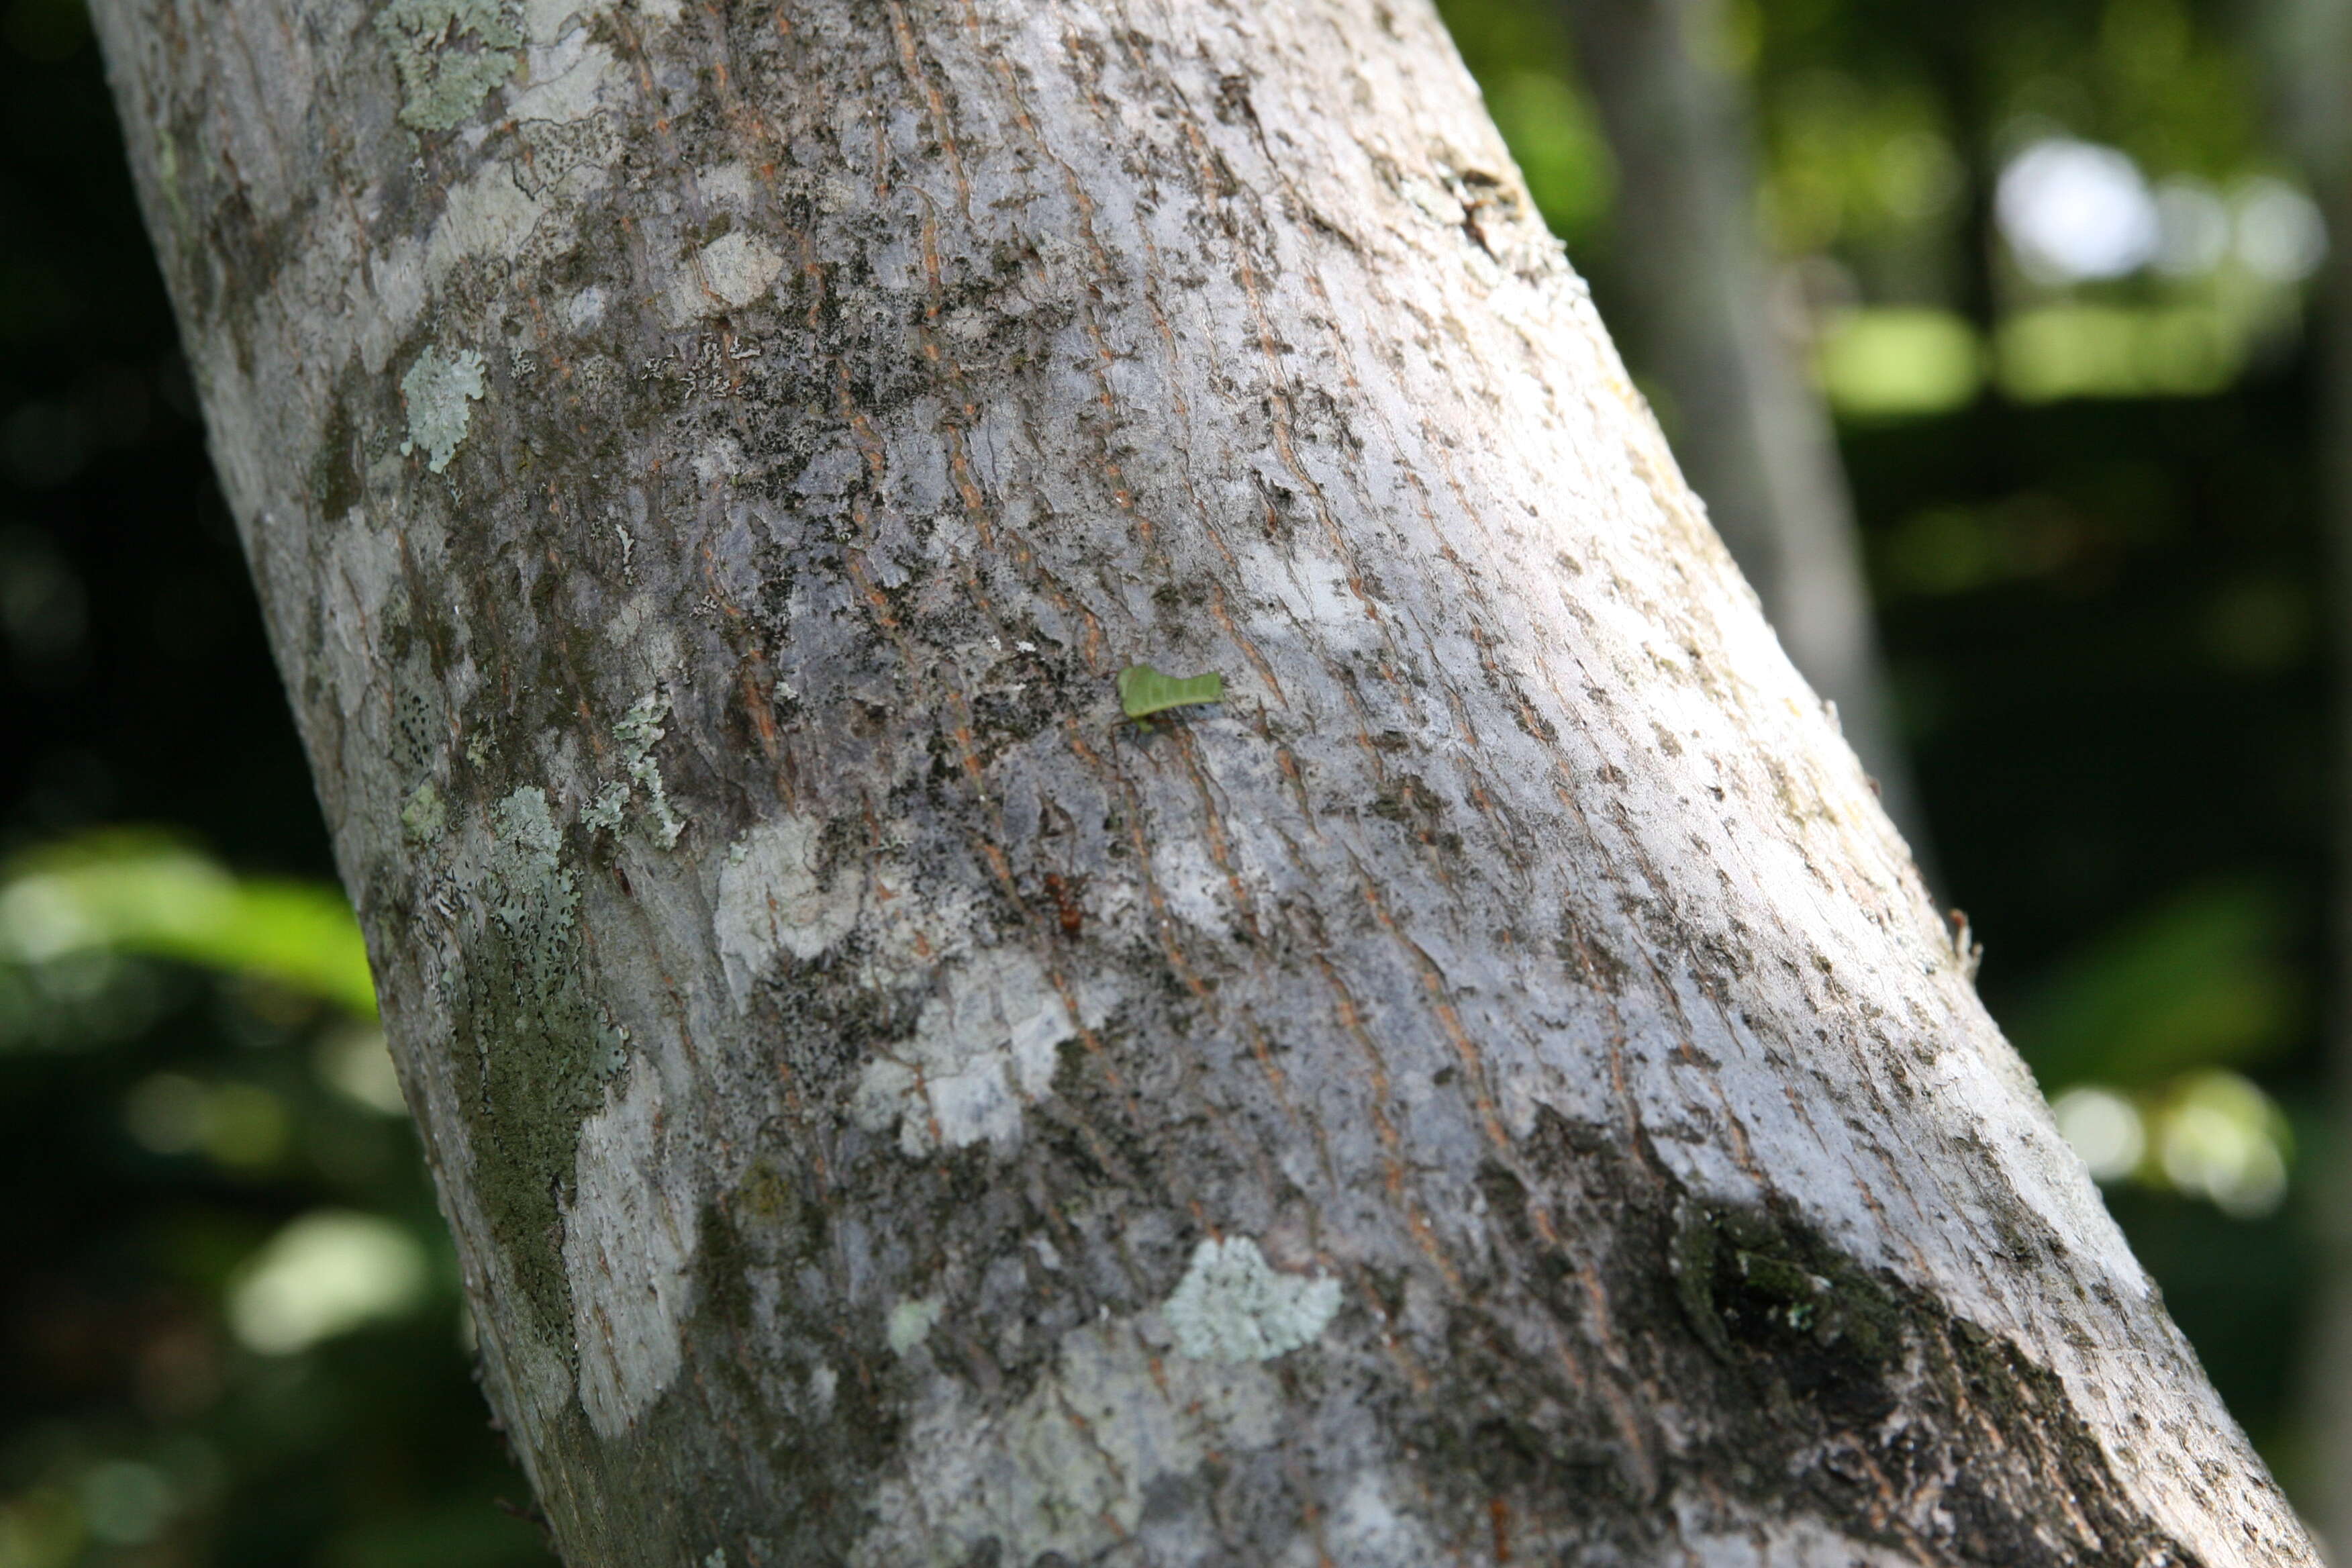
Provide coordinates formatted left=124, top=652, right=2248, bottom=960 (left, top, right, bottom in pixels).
left=401, top=780, right=448, bottom=844
left=580, top=785, right=626, bottom=835
left=854, top=1322, right=1283, bottom=1566
left=153, top=124, right=189, bottom=240
left=886, top=1295, right=943, bottom=1356
left=452, top=786, right=630, bottom=1349
left=488, top=785, right=573, bottom=930
left=583, top=692, right=683, bottom=846
left=376, top=0, right=522, bottom=132
left=1161, top=1236, right=1340, bottom=1363
left=398, top=346, right=487, bottom=474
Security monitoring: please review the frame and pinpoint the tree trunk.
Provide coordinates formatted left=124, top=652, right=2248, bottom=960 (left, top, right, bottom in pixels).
left=1554, top=0, right=1932, bottom=862
left=93, top=0, right=2305, bottom=1563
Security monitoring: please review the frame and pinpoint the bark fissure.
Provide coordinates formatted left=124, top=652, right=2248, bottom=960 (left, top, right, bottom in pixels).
left=95, top=0, right=2309, bottom=1562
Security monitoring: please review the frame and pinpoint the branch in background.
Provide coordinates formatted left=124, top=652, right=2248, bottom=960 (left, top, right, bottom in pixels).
left=2260, top=0, right=2352, bottom=1546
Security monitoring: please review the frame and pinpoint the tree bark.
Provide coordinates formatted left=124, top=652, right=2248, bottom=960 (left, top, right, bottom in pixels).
left=93, top=0, right=2305, bottom=1563
left=1554, top=0, right=1932, bottom=862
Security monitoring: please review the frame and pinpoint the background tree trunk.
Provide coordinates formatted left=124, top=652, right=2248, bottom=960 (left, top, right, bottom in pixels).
left=2265, top=0, right=2352, bottom=1551
left=1554, top=0, right=1932, bottom=862
left=93, top=0, right=2306, bottom=1562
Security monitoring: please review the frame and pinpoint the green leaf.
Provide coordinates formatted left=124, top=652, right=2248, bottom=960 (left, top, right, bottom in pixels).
left=0, top=830, right=377, bottom=1017
left=1117, top=664, right=1226, bottom=722
left=2009, top=880, right=2299, bottom=1091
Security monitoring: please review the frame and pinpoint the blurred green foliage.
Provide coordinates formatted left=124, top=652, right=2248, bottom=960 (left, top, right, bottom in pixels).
left=2015, top=881, right=2302, bottom=1089
left=0, top=833, right=376, bottom=1020
left=1435, top=0, right=1616, bottom=246
left=0, top=834, right=548, bottom=1568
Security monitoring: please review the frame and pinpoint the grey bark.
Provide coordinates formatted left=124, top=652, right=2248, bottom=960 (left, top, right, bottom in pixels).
left=1555, top=0, right=1932, bottom=861
left=2265, top=0, right=2352, bottom=1550
left=93, top=0, right=2304, bottom=1563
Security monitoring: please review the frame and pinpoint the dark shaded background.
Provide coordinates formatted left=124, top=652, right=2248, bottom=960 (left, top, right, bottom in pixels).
left=0, top=0, right=2333, bottom=1561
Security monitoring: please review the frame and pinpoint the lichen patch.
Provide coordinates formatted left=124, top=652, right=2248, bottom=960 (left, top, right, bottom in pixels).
left=714, top=816, right=859, bottom=999
left=886, top=1295, right=943, bottom=1356
left=667, top=230, right=785, bottom=322
left=398, top=346, right=487, bottom=473
left=426, top=166, right=550, bottom=287
left=520, top=0, right=611, bottom=44
left=1150, top=836, right=1231, bottom=932
left=375, top=0, right=522, bottom=132
left=564, top=1062, right=698, bottom=1438
left=1160, top=1236, right=1340, bottom=1363
left=696, top=161, right=755, bottom=210
left=1307, top=1470, right=1444, bottom=1568
left=509, top=34, right=616, bottom=123
left=849, top=948, right=1077, bottom=1157
left=583, top=691, right=683, bottom=846
left=852, top=1321, right=1283, bottom=1567
left=401, top=780, right=448, bottom=844
left=489, top=785, right=571, bottom=920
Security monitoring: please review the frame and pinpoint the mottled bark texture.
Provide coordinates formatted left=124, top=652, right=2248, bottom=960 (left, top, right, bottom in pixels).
left=1554, top=0, right=1930, bottom=860
left=94, top=1, right=2307, bottom=1563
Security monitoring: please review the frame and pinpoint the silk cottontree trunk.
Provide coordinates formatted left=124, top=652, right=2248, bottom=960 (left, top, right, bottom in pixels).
left=95, top=0, right=2308, bottom=1563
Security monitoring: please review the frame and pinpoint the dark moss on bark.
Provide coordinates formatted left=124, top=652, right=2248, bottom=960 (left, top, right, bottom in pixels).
left=1414, top=1111, right=2204, bottom=1566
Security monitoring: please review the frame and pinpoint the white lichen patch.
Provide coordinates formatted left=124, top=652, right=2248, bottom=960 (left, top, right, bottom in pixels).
left=887, top=1295, right=943, bottom=1356
left=696, top=161, right=754, bottom=210
left=565, top=285, right=607, bottom=330
left=850, top=948, right=1077, bottom=1157
left=692, top=436, right=744, bottom=486
left=1161, top=1236, right=1340, bottom=1363
left=398, top=346, right=487, bottom=474
left=583, top=691, right=683, bottom=846
left=1279, top=1471, right=1441, bottom=1568
left=1150, top=837, right=1231, bottom=931
left=859, top=871, right=979, bottom=989
left=509, top=33, right=615, bottom=123
left=698, top=230, right=785, bottom=305
left=714, top=815, right=860, bottom=999
left=521, top=0, right=610, bottom=43
left=667, top=230, right=785, bottom=321
left=489, top=785, right=571, bottom=916
left=375, top=0, right=522, bottom=132
left=852, top=1321, right=1281, bottom=1568
left=564, top=1062, right=698, bottom=1439
left=424, top=164, right=552, bottom=289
